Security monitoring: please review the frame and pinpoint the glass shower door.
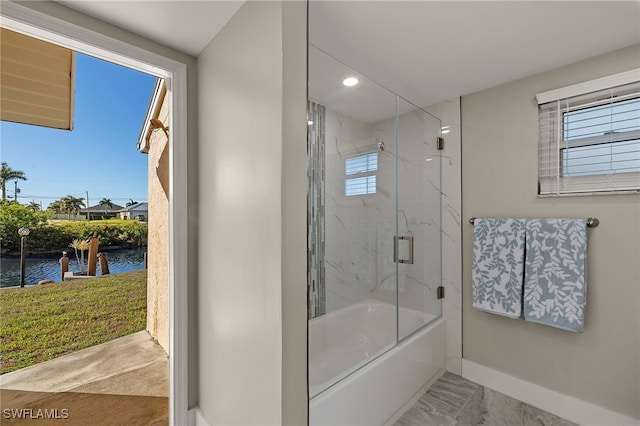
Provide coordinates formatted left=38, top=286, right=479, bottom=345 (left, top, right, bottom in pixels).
left=308, top=45, right=399, bottom=397
left=307, top=46, right=444, bottom=399
left=396, top=99, right=442, bottom=339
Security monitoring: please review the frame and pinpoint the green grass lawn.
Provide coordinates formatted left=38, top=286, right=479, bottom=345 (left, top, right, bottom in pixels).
left=0, top=270, right=146, bottom=375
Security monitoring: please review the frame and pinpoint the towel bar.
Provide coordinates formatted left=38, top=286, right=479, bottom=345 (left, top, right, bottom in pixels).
left=468, top=217, right=599, bottom=228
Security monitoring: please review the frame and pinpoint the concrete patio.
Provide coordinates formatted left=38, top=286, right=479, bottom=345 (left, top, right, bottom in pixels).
left=0, top=331, right=168, bottom=425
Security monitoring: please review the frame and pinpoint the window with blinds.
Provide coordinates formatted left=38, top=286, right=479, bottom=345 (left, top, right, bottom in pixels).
left=537, top=71, right=640, bottom=196
left=345, top=152, right=377, bottom=196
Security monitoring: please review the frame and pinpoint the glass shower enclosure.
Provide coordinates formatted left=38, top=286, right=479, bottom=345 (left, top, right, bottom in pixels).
left=308, top=46, right=443, bottom=398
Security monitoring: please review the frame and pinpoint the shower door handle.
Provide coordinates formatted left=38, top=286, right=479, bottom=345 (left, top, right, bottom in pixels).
left=393, top=236, right=397, bottom=262
left=393, top=235, right=414, bottom=264
left=402, top=236, right=414, bottom=264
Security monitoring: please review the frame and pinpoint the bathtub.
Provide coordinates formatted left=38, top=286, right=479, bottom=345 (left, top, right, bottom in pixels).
left=309, top=299, right=446, bottom=425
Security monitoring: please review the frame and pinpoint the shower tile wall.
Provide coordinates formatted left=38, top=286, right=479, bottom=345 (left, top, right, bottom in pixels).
left=323, top=105, right=442, bottom=316
left=323, top=108, right=380, bottom=312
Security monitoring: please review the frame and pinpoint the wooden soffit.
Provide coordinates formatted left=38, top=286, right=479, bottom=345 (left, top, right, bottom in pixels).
left=1, top=28, right=75, bottom=130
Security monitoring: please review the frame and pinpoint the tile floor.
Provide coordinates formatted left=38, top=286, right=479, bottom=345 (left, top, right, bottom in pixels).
left=395, top=372, right=577, bottom=426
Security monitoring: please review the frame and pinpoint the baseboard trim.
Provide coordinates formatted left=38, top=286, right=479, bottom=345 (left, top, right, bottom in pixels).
left=461, top=359, right=638, bottom=426
left=188, top=407, right=211, bottom=426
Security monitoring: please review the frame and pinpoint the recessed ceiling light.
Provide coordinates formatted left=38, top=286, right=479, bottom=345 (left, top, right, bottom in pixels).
left=343, top=77, right=358, bottom=87
left=308, top=120, right=314, bottom=125
left=442, top=129, right=450, bottom=134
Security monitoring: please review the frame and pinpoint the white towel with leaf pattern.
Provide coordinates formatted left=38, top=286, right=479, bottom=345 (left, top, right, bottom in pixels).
left=524, top=219, right=587, bottom=333
left=472, top=218, right=526, bottom=318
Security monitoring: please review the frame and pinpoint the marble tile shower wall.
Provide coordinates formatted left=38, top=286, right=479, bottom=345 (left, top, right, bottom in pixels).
left=323, top=105, right=442, bottom=316
left=324, top=108, right=379, bottom=312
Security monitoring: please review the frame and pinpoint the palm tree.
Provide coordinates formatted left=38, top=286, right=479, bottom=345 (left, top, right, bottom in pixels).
left=26, top=201, right=41, bottom=212
left=60, top=195, right=85, bottom=220
left=0, top=162, right=27, bottom=201
left=47, top=200, right=64, bottom=215
left=99, top=198, right=113, bottom=209
left=126, top=199, right=137, bottom=207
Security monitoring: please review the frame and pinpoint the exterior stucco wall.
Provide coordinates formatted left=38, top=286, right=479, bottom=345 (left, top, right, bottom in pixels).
left=146, top=92, right=170, bottom=353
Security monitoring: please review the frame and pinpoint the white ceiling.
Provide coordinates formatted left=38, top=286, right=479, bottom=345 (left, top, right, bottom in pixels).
left=309, top=1, right=640, bottom=121
left=57, top=1, right=244, bottom=57
left=309, top=45, right=430, bottom=123
left=57, top=1, right=640, bottom=121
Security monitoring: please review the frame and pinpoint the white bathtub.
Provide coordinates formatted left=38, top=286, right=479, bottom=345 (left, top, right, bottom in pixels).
left=309, top=300, right=446, bottom=425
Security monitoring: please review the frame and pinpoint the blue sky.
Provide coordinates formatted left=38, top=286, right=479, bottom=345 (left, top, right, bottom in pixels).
left=0, top=53, right=157, bottom=209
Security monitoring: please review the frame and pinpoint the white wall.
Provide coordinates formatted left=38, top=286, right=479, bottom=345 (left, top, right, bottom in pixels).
left=281, top=1, right=308, bottom=423
left=461, top=44, right=640, bottom=420
left=197, top=1, right=307, bottom=424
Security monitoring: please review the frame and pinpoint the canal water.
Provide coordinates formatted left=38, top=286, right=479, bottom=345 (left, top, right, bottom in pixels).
left=0, top=247, right=146, bottom=288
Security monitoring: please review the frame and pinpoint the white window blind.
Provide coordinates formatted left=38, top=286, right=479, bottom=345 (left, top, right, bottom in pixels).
left=345, top=152, right=377, bottom=196
left=538, top=78, right=640, bottom=196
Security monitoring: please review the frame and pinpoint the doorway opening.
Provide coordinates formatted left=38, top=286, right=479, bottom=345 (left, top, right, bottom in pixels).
left=0, top=3, right=188, bottom=424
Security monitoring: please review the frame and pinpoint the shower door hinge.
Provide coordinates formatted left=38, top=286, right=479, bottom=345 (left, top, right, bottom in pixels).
left=437, top=286, right=445, bottom=299
left=436, top=137, right=444, bottom=150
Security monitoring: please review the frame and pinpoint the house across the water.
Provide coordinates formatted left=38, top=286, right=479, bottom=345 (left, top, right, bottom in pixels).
left=119, top=202, right=148, bottom=221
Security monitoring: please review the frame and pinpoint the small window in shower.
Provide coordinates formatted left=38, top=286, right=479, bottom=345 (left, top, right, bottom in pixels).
left=345, top=152, right=377, bottom=196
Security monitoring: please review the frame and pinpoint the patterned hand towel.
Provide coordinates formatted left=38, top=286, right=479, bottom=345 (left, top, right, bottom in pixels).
left=472, top=218, right=526, bottom=318
left=524, top=219, right=587, bottom=333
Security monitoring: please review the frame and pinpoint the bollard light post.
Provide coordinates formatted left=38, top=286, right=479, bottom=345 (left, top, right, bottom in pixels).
left=18, top=227, right=30, bottom=287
